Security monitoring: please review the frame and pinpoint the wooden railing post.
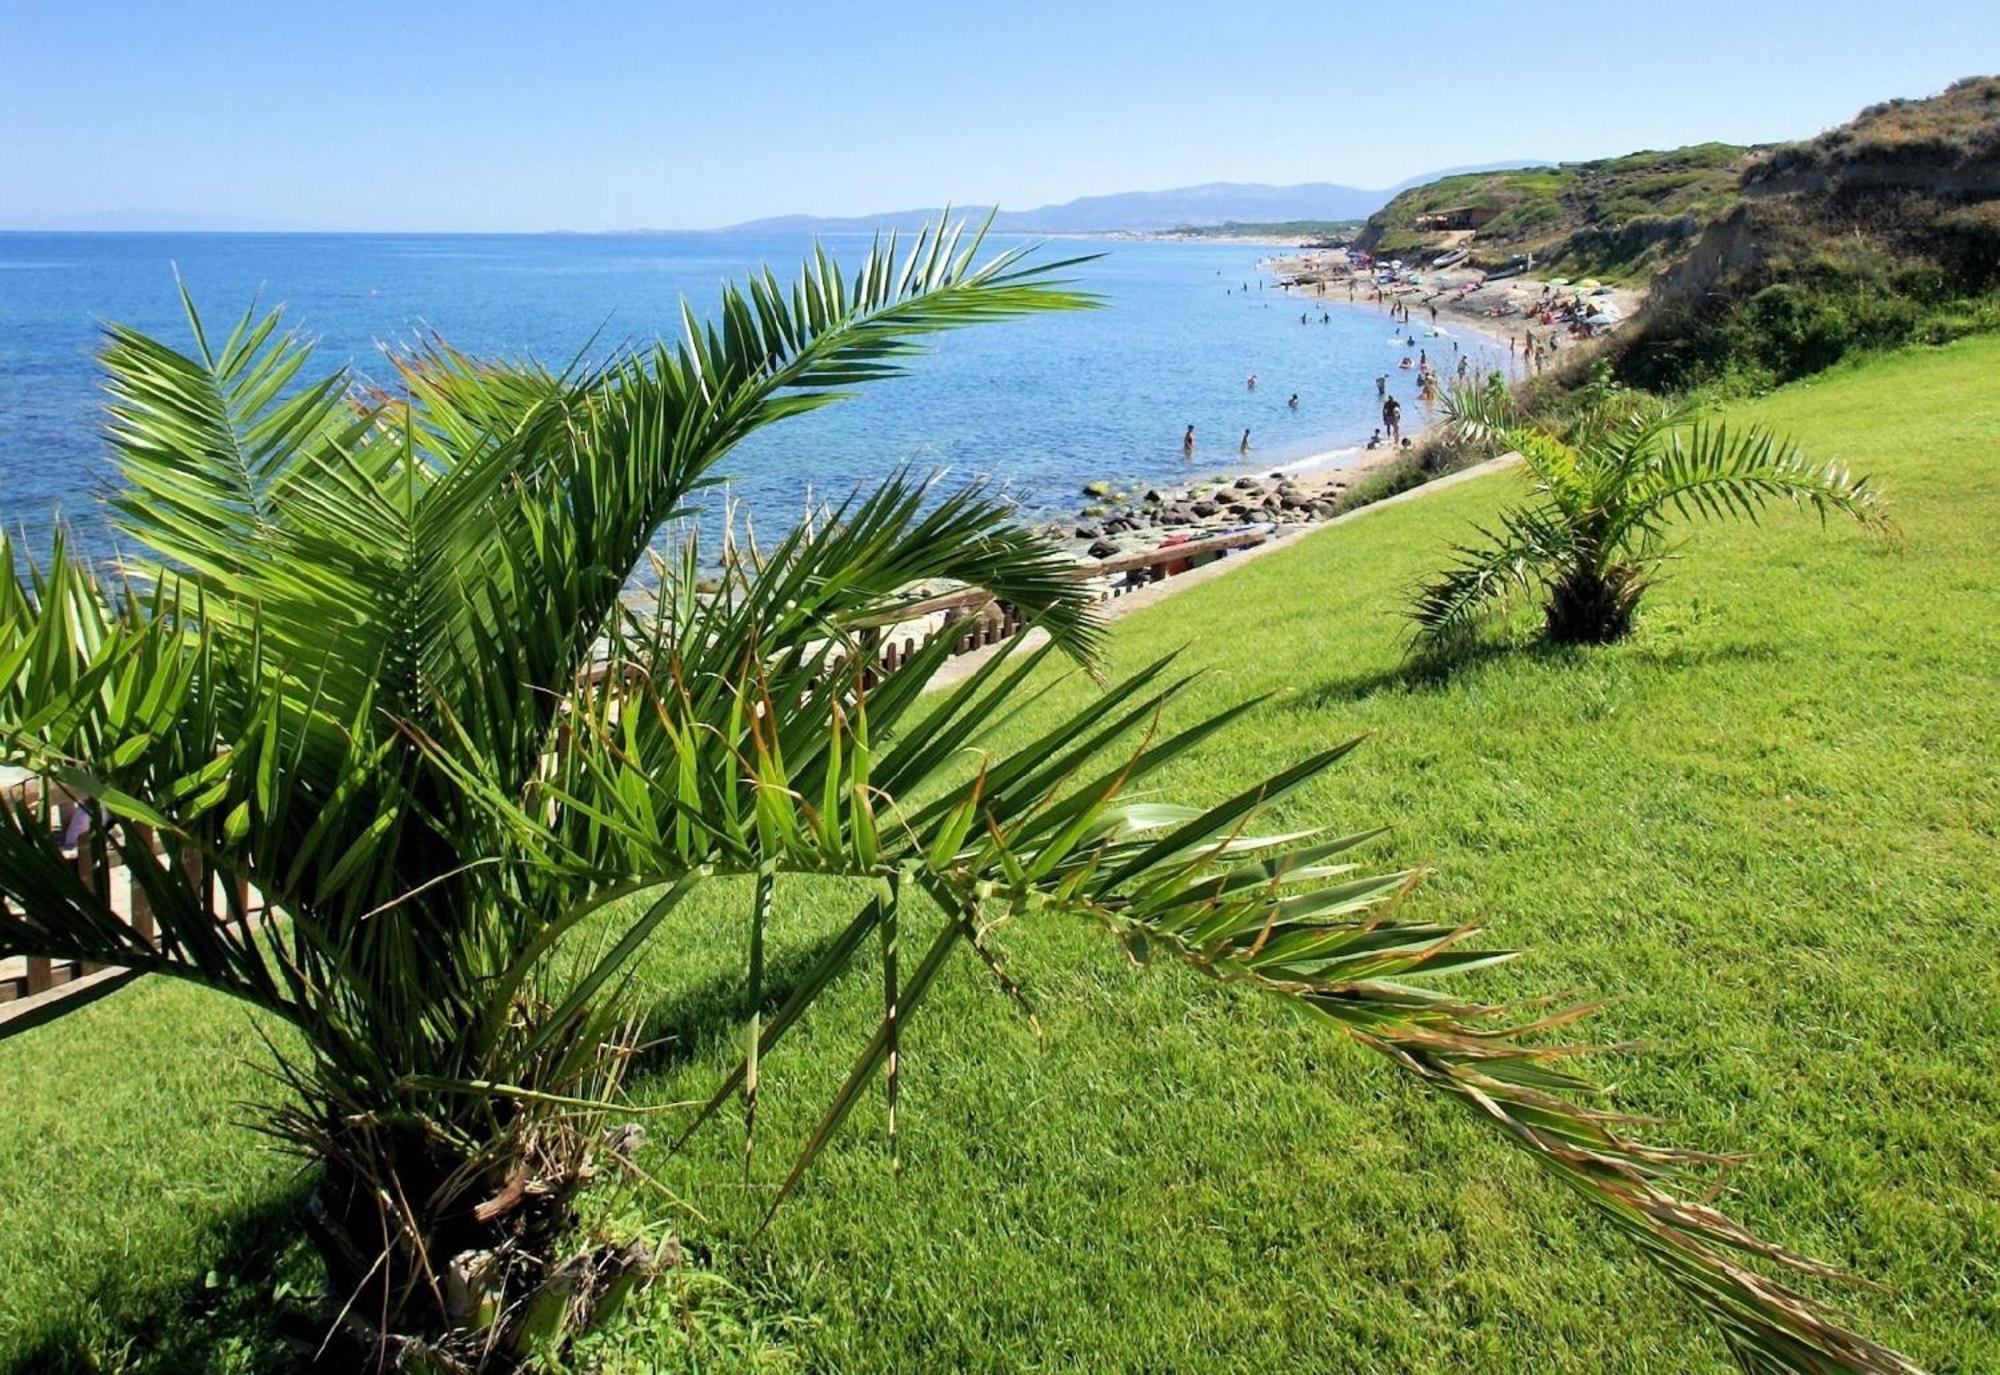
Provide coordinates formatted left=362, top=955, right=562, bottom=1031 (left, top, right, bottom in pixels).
left=126, top=822, right=157, bottom=948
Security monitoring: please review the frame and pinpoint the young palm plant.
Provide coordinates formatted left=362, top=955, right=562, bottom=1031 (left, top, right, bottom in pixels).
left=0, top=227, right=1920, bottom=1373
left=1409, top=374, right=1893, bottom=648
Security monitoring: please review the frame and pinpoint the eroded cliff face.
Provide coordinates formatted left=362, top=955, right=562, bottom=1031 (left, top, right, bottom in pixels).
left=1742, top=160, right=2000, bottom=202
left=1648, top=204, right=1766, bottom=312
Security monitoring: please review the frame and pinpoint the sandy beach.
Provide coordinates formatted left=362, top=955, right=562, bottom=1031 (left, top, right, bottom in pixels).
left=1265, top=248, right=1647, bottom=349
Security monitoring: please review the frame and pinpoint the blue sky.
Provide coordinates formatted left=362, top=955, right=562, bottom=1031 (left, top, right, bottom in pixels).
left=2, top=0, right=1994, bottom=231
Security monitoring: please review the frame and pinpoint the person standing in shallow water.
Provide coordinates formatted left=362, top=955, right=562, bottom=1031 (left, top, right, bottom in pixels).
left=1287, top=393, right=1299, bottom=410
left=1382, top=395, right=1402, bottom=444
left=1240, top=428, right=1251, bottom=456
left=1183, top=424, right=1196, bottom=458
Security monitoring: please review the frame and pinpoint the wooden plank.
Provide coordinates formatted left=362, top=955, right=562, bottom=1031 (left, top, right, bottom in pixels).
left=862, top=525, right=1272, bottom=629
left=0, top=965, right=143, bottom=1037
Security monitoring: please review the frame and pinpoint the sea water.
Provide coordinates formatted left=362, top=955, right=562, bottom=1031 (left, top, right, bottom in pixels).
left=0, top=231, right=1503, bottom=558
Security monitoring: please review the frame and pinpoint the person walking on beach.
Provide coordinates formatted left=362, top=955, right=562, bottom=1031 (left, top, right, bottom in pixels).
left=1240, top=428, right=1252, bottom=456
left=1382, top=395, right=1402, bottom=445
left=1183, top=424, right=1196, bottom=458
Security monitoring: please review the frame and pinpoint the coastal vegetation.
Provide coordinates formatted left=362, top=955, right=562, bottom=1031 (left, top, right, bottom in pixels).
left=6, top=313, right=1995, bottom=1370
left=1362, top=76, right=2000, bottom=394
left=1407, top=373, right=1891, bottom=647
left=1357, top=142, right=1750, bottom=282
left=1, top=214, right=1961, bottom=1372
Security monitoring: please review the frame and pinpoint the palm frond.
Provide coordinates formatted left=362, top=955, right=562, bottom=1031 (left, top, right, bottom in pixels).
left=1408, top=503, right=1575, bottom=647
left=1618, top=422, right=1895, bottom=546
left=1411, top=397, right=1890, bottom=648
left=0, top=235, right=1922, bottom=1370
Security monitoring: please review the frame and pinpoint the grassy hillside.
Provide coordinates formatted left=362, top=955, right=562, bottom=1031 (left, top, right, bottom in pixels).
left=1750, top=75, right=2000, bottom=186
left=3, top=338, right=1997, bottom=1373
left=1358, top=143, right=1750, bottom=281
left=1361, top=77, right=2000, bottom=392
left=1620, top=78, right=2000, bottom=392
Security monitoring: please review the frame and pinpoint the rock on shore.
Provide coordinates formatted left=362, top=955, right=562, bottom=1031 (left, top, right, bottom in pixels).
left=1047, top=456, right=1398, bottom=565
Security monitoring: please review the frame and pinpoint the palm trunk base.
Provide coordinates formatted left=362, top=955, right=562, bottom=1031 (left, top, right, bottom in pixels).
left=297, top=1131, right=660, bottom=1371
left=1545, top=565, right=1646, bottom=644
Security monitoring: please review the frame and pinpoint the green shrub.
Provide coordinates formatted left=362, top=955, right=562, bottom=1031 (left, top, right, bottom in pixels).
left=1737, top=284, right=1855, bottom=378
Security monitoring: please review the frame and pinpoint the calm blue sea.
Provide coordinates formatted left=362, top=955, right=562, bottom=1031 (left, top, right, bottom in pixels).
left=0, top=231, right=1502, bottom=558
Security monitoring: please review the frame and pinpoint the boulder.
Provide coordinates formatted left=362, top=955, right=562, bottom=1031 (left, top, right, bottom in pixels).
left=1087, top=539, right=1121, bottom=559
left=1073, top=522, right=1102, bottom=539
left=1191, top=500, right=1219, bottom=518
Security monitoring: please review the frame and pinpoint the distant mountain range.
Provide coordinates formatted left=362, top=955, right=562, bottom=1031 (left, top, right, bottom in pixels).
left=715, top=163, right=1549, bottom=235
left=10, top=162, right=1550, bottom=235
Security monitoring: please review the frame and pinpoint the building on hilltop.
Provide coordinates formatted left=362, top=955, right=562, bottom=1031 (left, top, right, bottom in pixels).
left=1414, top=205, right=1499, bottom=231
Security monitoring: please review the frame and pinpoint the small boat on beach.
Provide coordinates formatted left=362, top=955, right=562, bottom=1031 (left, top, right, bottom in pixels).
left=1431, top=248, right=1469, bottom=268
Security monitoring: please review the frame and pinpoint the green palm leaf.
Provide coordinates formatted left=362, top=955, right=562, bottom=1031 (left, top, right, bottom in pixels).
left=1415, top=387, right=1891, bottom=648
left=0, top=226, right=1921, bottom=1372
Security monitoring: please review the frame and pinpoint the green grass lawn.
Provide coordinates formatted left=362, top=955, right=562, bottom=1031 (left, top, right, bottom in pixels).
left=4, top=337, right=1996, bottom=1373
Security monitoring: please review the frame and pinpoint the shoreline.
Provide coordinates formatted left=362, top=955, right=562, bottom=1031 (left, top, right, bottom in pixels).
left=1040, top=253, right=1513, bottom=559
left=936, top=451, right=1524, bottom=691
left=1264, top=248, right=1648, bottom=344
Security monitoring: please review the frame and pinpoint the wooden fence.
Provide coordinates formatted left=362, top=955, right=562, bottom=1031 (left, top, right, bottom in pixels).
left=0, top=771, right=270, bottom=1033
left=0, top=523, right=1272, bottom=1032
left=869, top=524, right=1270, bottom=673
